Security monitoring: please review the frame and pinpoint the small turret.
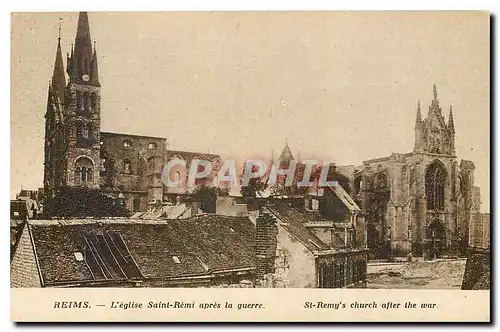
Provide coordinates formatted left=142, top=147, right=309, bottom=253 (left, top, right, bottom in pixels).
left=89, top=41, right=100, bottom=86
left=448, top=106, right=455, bottom=134
left=414, top=100, right=424, bottom=152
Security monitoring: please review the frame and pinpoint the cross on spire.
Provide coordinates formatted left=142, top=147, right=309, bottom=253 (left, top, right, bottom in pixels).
left=58, top=17, right=62, bottom=40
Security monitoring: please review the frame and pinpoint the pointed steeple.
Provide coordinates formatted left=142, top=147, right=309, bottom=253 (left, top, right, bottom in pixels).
left=67, top=44, right=73, bottom=77
left=415, top=100, right=422, bottom=128
left=89, top=41, right=100, bottom=86
left=279, top=141, right=294, bottom=162
left=429, top=84, right=442, bottom=115
left=448, top=106, right=455, bottom=134
left=52, top=32, right=66, bottom=104
left=71, top=12, right=93, bottom=83
left=414, top=100, right=424, bottom=152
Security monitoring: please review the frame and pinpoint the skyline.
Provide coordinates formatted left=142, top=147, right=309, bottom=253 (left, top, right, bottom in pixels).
left=11, top=11, right=490, bottom=211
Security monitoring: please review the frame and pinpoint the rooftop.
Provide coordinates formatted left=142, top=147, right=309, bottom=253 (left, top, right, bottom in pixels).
left=23, top=215, right=256, bottom=286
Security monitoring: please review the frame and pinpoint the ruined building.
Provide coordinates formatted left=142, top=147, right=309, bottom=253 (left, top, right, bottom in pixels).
left=353, top=85, right=480, bottom=259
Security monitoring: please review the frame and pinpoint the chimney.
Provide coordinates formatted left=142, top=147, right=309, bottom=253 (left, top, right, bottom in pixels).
left=255, top=212, right=278, bottom=280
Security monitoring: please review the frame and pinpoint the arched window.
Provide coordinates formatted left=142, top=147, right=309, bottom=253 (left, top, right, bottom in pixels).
left=91, top=93, right=97, bottom=109
left=374, top=172, right=387, bottom=189
left=76, top=122, right=84, bottom=138
left=124, top=159, right=132, bottom=174
left=74, top=157, right=94, bottom=185
left=425, top=161, right=447, bottom=210
left=83, top=92, right=89, bottom=111
left=87, top=123, right=93, bottom=139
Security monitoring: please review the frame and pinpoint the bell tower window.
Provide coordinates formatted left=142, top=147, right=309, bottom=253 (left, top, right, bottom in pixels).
left=74, top=157, right=94, bottom=185
left=76, top=91, right=83, bottom=110
left=91, top=93, right=97, bottom=109
left=83, top=92, right=90, bottom=111
left=76, top=122, right=84, bottom=138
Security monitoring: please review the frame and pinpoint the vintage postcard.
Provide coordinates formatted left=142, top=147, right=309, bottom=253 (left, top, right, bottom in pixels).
left=10, top=11, right=490, bottom=322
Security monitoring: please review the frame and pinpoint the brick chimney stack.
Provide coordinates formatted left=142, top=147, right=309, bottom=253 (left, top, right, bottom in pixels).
left=255, top=212, right=278, bottom=280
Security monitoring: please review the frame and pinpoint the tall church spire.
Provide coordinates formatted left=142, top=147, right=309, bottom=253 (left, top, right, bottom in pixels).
left=448, top=106, right=455, bottom=134
left=433, top=84, right=438, bottom=102
left=52, top=20, right=66, bottom=104
left=71, top=12, right=93, bottom=83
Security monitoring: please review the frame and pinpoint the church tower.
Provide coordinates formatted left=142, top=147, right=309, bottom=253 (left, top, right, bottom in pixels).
left=413, top=85, right=456, bottom=156
left=64, top=12, right=101, bottom=189
left=44, top=12, right=101, bottom=198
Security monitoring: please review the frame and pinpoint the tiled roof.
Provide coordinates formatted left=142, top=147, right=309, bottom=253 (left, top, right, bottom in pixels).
left=268, top=203, right=330, bottom=252
left=331, top=184, right=361, bottom=212
left=28, top=215, right=255, bottom=286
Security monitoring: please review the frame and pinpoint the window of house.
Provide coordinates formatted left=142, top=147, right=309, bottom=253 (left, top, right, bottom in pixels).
left=318, top=263, right=335, bottom=288
left=148, top=142, right=157, bottom=150
left=123, top=140, right=132, bottom=148
left=124, top=159, right=132, bottom=174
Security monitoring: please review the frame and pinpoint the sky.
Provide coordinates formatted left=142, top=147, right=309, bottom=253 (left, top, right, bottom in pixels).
left=11, top=11, right=490, bottom=211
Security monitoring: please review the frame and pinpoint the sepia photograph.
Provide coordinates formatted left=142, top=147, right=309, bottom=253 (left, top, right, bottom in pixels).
left=10, top=10, right=490, bottom=322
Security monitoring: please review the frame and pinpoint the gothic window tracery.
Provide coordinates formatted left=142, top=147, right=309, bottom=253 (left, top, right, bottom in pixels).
left=425, top=161, right=447, bottom=210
